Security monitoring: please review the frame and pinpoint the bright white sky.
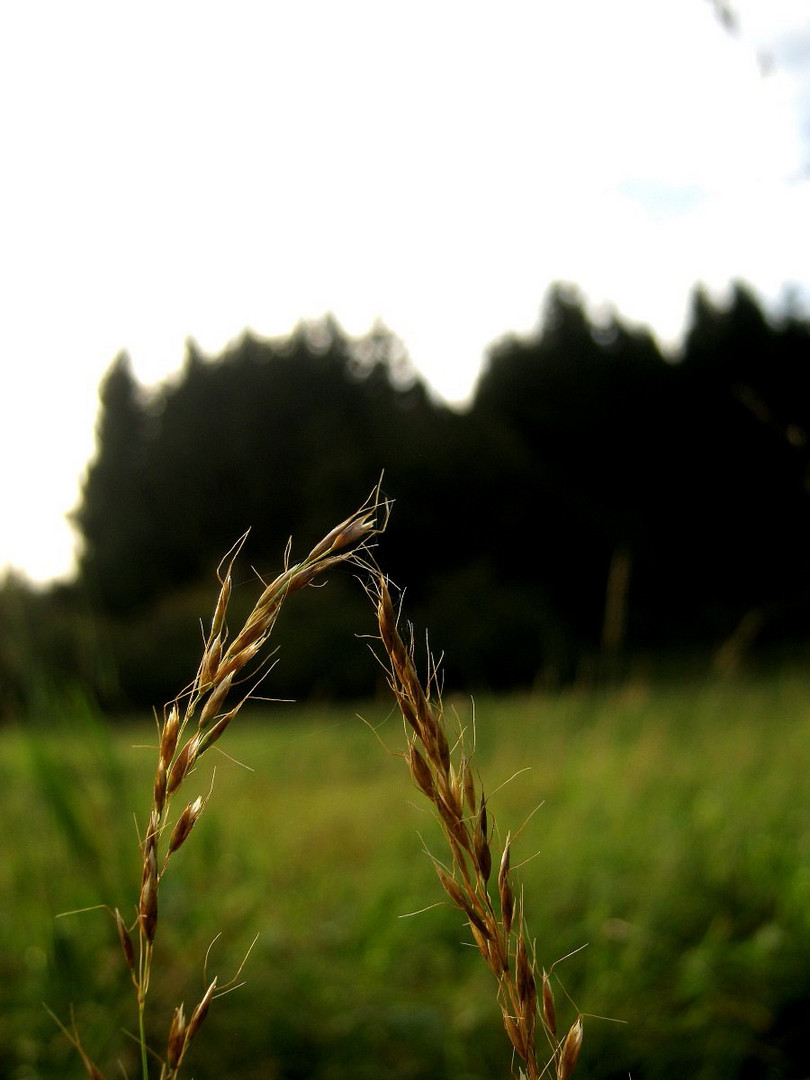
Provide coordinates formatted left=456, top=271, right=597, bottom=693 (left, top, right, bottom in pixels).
left=1, top=1, right=809, bottom=585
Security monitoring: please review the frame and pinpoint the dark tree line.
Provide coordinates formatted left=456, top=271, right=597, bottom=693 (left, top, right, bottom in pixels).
left=4, top=279, right=810, bottom=714
left=473, top=284, right=810, bottom=670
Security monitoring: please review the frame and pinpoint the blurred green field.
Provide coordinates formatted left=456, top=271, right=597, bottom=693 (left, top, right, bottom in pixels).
left=3, top=672, right=810, bottom=1079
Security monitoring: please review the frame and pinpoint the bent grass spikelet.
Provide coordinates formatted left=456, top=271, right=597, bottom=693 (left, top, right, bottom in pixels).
left=54, top=490, right=587, bottom=1080
left=369, top=571, right=583, bottom=1080
left=57, top=490, right=386, bottom=1080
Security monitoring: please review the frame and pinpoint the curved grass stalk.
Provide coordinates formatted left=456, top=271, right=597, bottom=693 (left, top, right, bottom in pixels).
left=369, top=572, right=583, bottom=1080
left=60, top=490, right=387, bottom=1079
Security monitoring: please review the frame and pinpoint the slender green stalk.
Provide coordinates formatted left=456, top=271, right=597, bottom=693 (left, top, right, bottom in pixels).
left=139, top=998, right=148, bottom=1080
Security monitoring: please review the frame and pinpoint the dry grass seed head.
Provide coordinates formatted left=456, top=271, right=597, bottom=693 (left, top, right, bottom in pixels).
left=461, top=752, right=477, bottom=813
left=198, top=632, right=222, bottom=689
left=542, top=971, right=557, bottom=1037
left=434, top=865, right=491, bottom=938
left=160, top=704, right=180, bottom=765
left=226, top=615, right=270, bottom=665
left=166, top=1004, right=186, bottom=1069
left=474, top=797, right=492, bottom=882
left=503, top=1011, right=528, bottom=1063
left=210, top=535, right=241, bottom=633
left=139, top=846, right=159, bottom=943
left=195, top=707, right=237, bottom=757
left=516, top=932, right=536, bottom=1010
left=114, top=907, right=136, bottom=974
left=198, top=671, right=235, bottom=730
left=168, top=796, right=204, bottom=855
left=408, top=741, right=436, bottom=798
left=167, top=739, right=197, bottom=796
left=498, top=836, right=515, bottom=934
left=187, top=977, right=218, bottom=1042
left=557, top=1017, right=584, bottom=1080
left=154, top=759, right=168, bottom=815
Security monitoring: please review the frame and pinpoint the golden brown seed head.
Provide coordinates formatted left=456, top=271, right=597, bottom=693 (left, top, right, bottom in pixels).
left=474, top=805, right=492, bottom=883
left=139, top=866, right=158, bottom=943
left=433, top=721, right=451, bottom=776
left=160, top=705, right=180, bottom=766
left=500, top=884, right=514, bottom=936
left=187, top=977, right=217, bottom=1044
left=475, top=837, right=492, bottom=883
left=306, top=520, right=347, bottom=562
left=292, top=559, right=327, bottom=591
left=436, top=867, right=492, bottom=938
left=498, top=838, right=514, bottom=934
left=141, top=812, right=159, bottom=884
left=461, top=753, right=476, bottom=814
left=169, top=796, right=203, bottom=854
left=465, top=903, right=493, bottom=938
left=216, top=637, right=265, bottom=683
left=490, top=931, right=510, bottom=976
left=226, top=616, right=268, bottom=664
left=196, top=708, right=236, bottom=756
left=377, top=581, right=404, bottom=664
left=408, top=742, right=435, bottom=798
left=498, top=836, right=511, bottom=884
left=312, top=509, right=376, bottom=560
left=469, top=919, right=492, bottom=963
left=142, top=829, right=158, bottom=868
left=153, top=760, right=167, bottom=814
left=198, top=671, right=234, bottom=730
left=478, top=796, right=488, bottom=838
left=395, top=691, right=422, bottom=738
left=435, top=790, right=471, bottom=852
left=114, top=908, right=135, bottom=973
left=502, top=1012, right=527, bottom=1061
left=557, top=1016, right=583, bottom=1080
left=542, top=971, right=557, bottom=1036
left=199, top=633, right=222, bottom=688
left=438, top=771, right=463, bottom=820
left=210, top=574, right=231, bottom=638
left=436, top=866, right=468, bottom=912
left=167, top=739, right=197, bottom=795
left=166, top=1004, right=187, bottom=1069
left=516, top=932, right=537, bottom=1018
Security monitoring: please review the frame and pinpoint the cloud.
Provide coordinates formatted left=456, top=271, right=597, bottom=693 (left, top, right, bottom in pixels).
left=2, top=1, right=810, bottom=581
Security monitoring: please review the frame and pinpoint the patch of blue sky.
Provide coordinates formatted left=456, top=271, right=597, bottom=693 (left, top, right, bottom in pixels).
left=617, top=179, right=709, bottom=222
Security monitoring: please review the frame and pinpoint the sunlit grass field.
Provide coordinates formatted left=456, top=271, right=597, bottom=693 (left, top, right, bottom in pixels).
left=3, top=671, right=810, bottom=1079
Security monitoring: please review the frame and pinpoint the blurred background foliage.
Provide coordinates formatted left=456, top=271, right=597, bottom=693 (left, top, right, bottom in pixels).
left=4, top=278, right=810, bottom=715
left=3, top=682, right=809, bottom=1079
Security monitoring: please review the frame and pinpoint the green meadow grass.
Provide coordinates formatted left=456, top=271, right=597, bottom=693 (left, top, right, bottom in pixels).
left=3, top=671, right=810, bottom=1079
